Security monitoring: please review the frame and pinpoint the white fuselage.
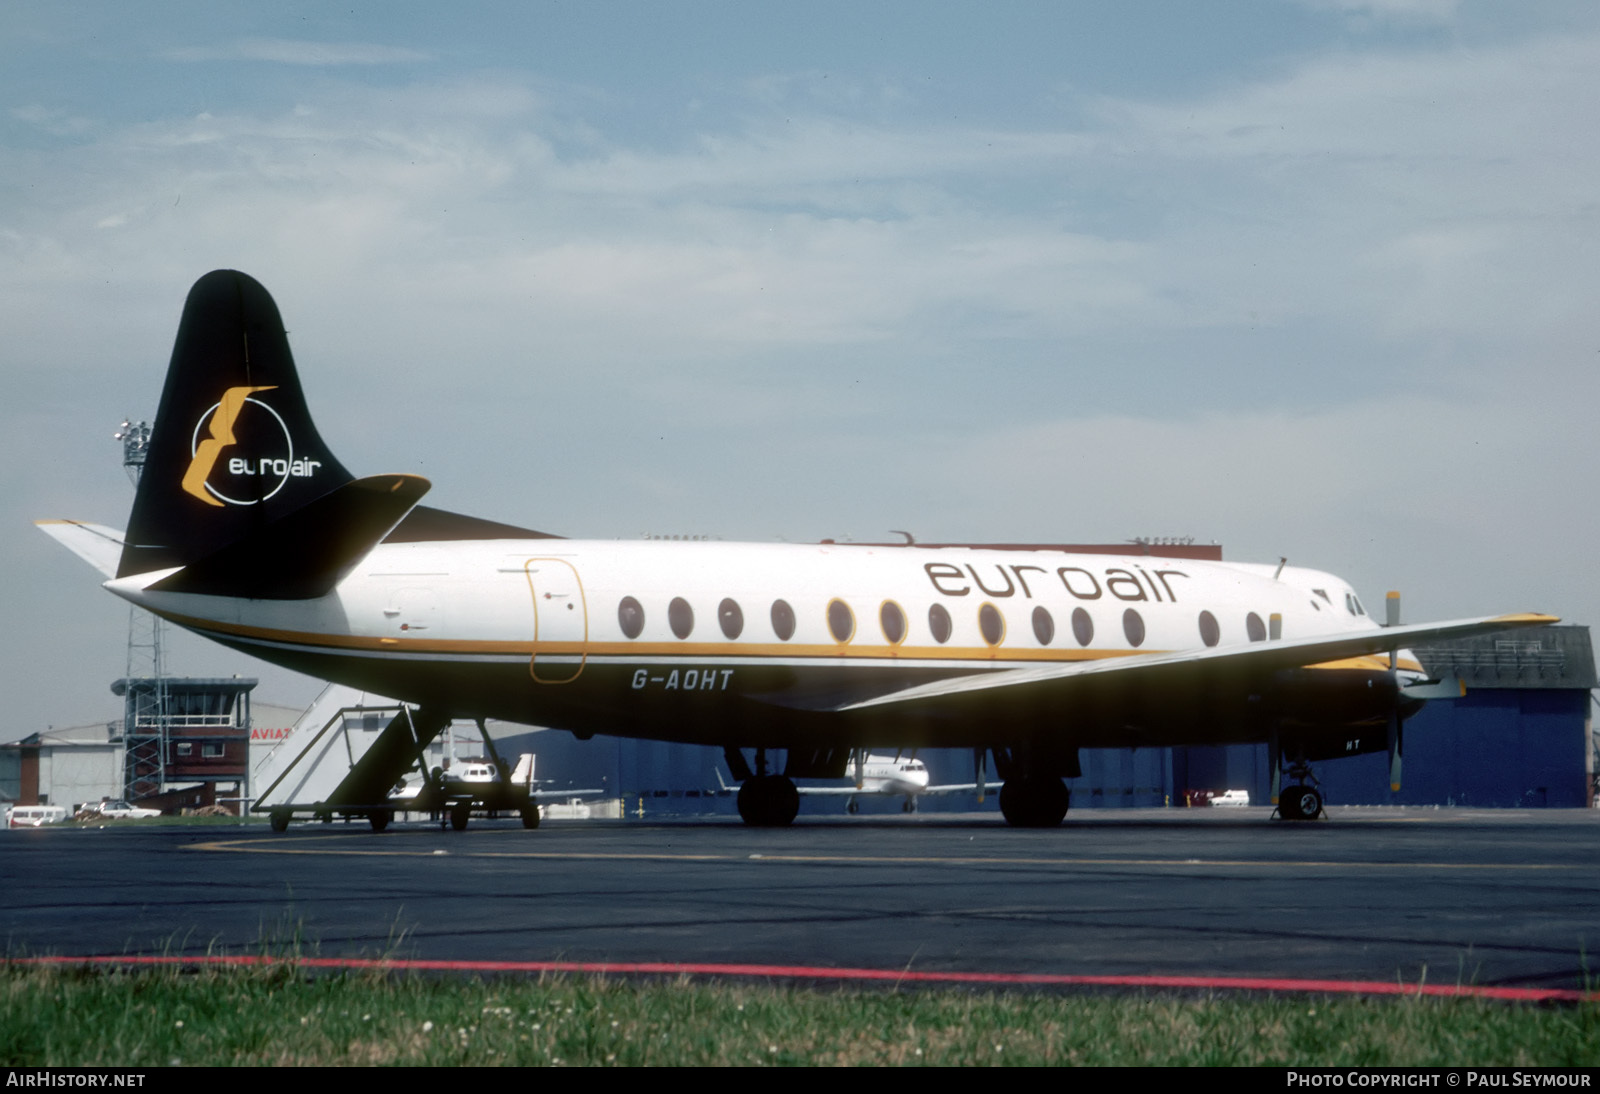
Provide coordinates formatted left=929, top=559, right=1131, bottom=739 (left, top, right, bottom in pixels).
left=108, top=539, right=1403, bottom=750
left=853, top=756, right=932, bottom=796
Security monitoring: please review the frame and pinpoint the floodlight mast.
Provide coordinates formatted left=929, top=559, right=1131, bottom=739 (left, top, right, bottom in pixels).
left=114, top=418, right=167, bottom=800
left=114, top=419, right=151, bottom=486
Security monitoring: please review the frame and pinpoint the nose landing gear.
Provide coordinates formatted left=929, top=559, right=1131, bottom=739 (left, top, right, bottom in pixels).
left=1274, top=750, right=1325, bottom=821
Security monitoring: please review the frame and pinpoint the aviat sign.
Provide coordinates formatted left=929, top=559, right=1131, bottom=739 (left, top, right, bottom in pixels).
left=182, top=385, right=321, bottom=506
left=923, top=561, right=1191, bottom=603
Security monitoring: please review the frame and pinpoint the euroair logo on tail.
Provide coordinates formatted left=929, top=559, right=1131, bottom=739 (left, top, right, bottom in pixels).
left=181, top=384, right=322, bottom=507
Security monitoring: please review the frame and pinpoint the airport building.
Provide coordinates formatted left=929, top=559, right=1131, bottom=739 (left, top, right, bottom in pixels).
left=1, top=678, right=300, bottom=814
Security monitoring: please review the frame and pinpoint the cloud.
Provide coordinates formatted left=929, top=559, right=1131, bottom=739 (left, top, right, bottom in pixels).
left=165, top=38, right=430, bottom=66
left=1291, top=0, right=1461, bottom=25
left=10, top=104, right=95, bottom=136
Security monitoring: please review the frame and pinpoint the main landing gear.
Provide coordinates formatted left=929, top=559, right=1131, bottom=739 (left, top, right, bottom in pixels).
left=998, top=775, right=1071, bottom=828
left=1273, top=745, right=1325, bottom=821
left=726, top=746, right=803, bottom=827
left=1278, top=784, right=1324, bottom=821
left=737, top=774, right=800, bottom=827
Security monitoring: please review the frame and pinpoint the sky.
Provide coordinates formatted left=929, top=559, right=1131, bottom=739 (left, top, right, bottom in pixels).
left=5, top=0, right=1599, bottom=739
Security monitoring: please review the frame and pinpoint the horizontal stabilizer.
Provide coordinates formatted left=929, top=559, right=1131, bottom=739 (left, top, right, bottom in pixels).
left=35, top=520, right=127, bottom=579
left=150, top=474, right=431, bottom=600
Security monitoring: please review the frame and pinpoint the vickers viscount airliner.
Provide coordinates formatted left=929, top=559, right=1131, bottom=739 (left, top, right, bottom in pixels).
left=39, top=271, right=1556, bottom=828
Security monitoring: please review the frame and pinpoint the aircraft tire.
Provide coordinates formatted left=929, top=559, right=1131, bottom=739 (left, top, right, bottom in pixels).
left=269, top=809, right=290, bottom=833
left=1286, top=785, right=1322, bottom=821
left=521, top=803, right=541, bottom=829
left=737, top=775, right=799, bottom=827
left=369, top=808, right=391, bottom=833
left=451, top=804, right=471, bottom=831
left=999, top=776, right=1069, bottom=828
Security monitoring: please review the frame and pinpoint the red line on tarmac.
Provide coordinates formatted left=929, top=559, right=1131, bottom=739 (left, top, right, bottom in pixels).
left=13, top=955, right=1595, bottom=1003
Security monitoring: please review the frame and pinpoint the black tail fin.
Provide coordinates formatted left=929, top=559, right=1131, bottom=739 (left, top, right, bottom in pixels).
left=119, top=270, right=354, bottom=577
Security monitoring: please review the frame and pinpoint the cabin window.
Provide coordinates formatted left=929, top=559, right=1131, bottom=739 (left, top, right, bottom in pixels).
left=1246, top=612, right=1266, bottom=642
left=770, top=599, right=796, bottom=641
left=617, top=596, right=645, bottom=639
left=1198, top=610, right=1220, bottom=648
left=1122, top=608, right=1145, bottom=648
left=978, top=603, right=1005, bottom=646
left=668, top=597, right=694, bottom=639
left=1032, top=605, right=1054, bottom=646
left=880, top=601, right=907, bottom=645
left=827, top=599, right=855, bottom=643
left=718, top=598, right=744, bottom=640
left=1071, top=607, right=1094, bottom=647
left=928, top=603, right=953, bottom=644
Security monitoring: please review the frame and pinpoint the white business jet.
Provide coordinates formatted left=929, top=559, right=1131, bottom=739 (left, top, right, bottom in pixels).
left=720, top=752, right=994, bottom=814
left=39, top=271, right=1556, bottom=829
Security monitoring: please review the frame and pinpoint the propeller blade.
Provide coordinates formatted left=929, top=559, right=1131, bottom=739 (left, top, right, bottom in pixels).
left=1269, top=727, right=1281, bottom=806
left=1387, top=710, right=1402, bottom=793
left=1386, top=591, right=1401, bottom=669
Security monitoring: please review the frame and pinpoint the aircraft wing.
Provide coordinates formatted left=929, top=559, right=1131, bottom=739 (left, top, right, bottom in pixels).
left=35, top=520, right=126, bottom=579
left=838, top=612, right=1556, bottom=714
left=790, top=780, right=992, bottom=799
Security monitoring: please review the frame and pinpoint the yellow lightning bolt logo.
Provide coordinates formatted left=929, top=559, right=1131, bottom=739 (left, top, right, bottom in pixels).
left=181, top=385, right=277, bottom=506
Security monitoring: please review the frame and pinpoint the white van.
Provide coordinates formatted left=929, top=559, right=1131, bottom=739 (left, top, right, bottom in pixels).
left=8, top=805, right=69, bottom=828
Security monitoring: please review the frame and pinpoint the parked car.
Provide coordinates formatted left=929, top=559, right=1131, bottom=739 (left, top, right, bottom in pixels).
left=85, top=800, right=162, bottom=820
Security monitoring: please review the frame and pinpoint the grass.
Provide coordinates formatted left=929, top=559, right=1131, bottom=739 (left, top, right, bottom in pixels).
left=2, top=961, right=1596, bottom=1066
